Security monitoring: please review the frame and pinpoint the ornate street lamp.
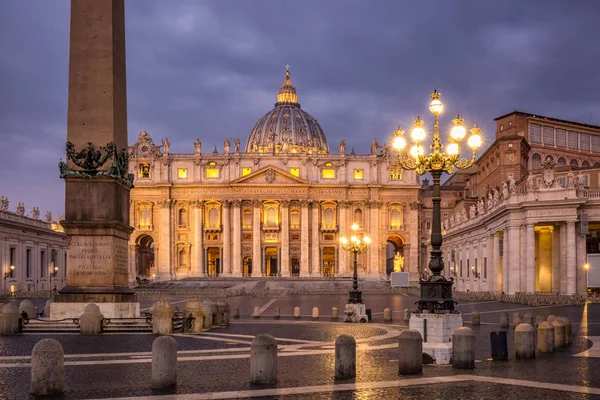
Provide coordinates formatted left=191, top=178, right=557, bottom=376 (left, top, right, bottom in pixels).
left=391, top=89, right=482, bottom=313
left=340, top=223, right=371, bottom=304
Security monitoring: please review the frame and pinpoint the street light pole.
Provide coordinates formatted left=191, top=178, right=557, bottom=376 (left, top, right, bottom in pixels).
left=391, top=89, right=482, bottom=314
left=340, top=223, right=371, bottom=305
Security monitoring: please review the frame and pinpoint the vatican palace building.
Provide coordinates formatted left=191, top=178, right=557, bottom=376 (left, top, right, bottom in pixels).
left=127, top=70, right=421, bottom=282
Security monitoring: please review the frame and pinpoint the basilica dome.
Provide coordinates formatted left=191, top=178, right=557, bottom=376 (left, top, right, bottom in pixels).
left=244, top=69, right=329, bottom=154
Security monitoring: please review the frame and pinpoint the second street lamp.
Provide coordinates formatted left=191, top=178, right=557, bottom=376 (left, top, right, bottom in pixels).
left=340, top=223, right=371, bottom=305
left=391, top=89, right=482, bottom=313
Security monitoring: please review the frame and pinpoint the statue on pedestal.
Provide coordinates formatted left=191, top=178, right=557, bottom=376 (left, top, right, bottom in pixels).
left=224, top=138, right=231, bottom=154
left=234, top=137, right=240, bottom=153
left=162, top=137, right=170, bottom=155
left=393, top=253, right=404, bottom=272
left=340, top=139, right=346, bottom=155
left=194, top=138, right=201, bottom=154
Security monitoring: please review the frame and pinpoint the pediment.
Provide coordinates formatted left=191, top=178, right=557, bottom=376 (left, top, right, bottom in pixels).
left=231, top=165, right=309, bottom=185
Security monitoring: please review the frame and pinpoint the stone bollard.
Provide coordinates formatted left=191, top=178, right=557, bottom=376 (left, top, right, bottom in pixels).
left=335, top=334, right=356, bottom=379
left=512, top=312, right=522, bottom=327
left=152, top=300, right=174, bottom=335
left=471, top=312, right=480, bottom=326
left=523, top=313, right=535, bottom=326
left=233, top=306, right=240, bottom=319
left=0, top=303, right=21, bottom=334
left=547, top=315, right=556, bottom=323
left=452, top=327, right=475, bottom=369
left=217, top=301, right=229, bottom=326
left=535, top=315, right=546, bottom=326
left=43, top=299, right=53, bottom=318
left=500, top=312, right=509, bottom=328
left=555, top=317, right=571, bottom=346
left=312, top=307, right=319, bottom=319
left=19, top=299, right=36, bottom=319
left=537, top=321, right=554, bottom=353
left=183, top=300, right=204, bottom=333
left=552, top=320, right=566, bottom=349
left=293, top=307, right=301, bottom=319
left=151, top=336, right=177, bottom=389
left=515, top=323, right=535, bottom=359
left=253, top=306, right=261, bottom=319
left=331, top=307, right=339, bottom=320
left=250, top=334, right=278, bottom=384
left=201, top=300, right=214, bottom=329
left=403, top=308, right=410, bottom=322
left=31, top=339, right=64, bottom=396
left=79, top=303, right=104, bottom=335
left=273, top=307, right=280, bottom=319
left=383, top=308, right=392, bottom=322
left=398, top=329, right=423, bottom=375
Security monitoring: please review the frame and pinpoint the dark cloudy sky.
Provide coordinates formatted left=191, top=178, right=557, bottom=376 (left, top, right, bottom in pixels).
left=1, top=0, right=599, bottom=217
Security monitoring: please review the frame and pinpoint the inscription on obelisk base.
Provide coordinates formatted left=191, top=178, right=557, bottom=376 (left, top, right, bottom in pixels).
left=50, top=0, right=139, bottom=318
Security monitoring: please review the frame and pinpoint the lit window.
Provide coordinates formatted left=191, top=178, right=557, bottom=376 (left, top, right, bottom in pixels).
left=206, top=162, right=220, bottom=178
left=242, top=208, right=252, bottom=228
left=354, top=208, right=362, bottom=224
left=390, top=168, right=402, bottom=180
left=500, top=124, right=504, bottom=131
left=139, top=163, right=150, bottom=179
left=290, top=208, right=300, bottom=228
left=354, top=169, right=363, bottom=180
left=140, top=208, right=151, bottom=229
left=323, top=208, right=334, bottom=226
left=178, top=208, right=187, bottom=227
left=208, top=208, right=219, bottom=227
left=178, top=168, right=188, bottom=179
left=322, top=169, right=336, bottom=179
left=290, top=168, right=300, bottom=177
left=265, top=206, right=278, bottom=227
left=242, top=167, right=252, bottom=176
left=390, top=208, right=402, bottom=229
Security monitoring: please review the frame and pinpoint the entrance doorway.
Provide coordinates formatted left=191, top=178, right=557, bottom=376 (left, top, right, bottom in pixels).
left=386, top=234, right=405, bottom=275
left=243, top=256, right=252, bottom=277
left=135, top=234, right=155, bottom=277
left=291, top=256, right=300, bottom=276
left=207, top=247, right=221, bottom=277
left=322, top=247, right=336, bottom=276
left=265, top=247, right=278, bottom=276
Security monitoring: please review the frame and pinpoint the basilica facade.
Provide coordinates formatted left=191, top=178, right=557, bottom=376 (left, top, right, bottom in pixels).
left=127, top=70, right=421, bottom=282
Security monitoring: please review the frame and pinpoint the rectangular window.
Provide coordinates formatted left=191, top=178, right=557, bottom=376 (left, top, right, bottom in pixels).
left=467, top=259, right=470, bottom=277
left=138, top=163, right=150, bottom=179
left=426, top=222, right=431, bottom=230
left=484, top=257, right=487, bottom=279
left=499, top=238, right=503, bottom=256
left=177, top=168, right=188, bottom=179
left=557, top=177, right=566, bottom=188
left=530, top=124, right=542, bottom=143
left=581, top=133, right=591, bottom=151
left=26, top=249, right=31, bottom=278
left=242, top=167, right=252, bottom=176
left=353, top=169, right=364, bottom=180
left=10, top=247, right=15, bottom=267
left=206, top=163, right=220, bottom=178
left=475, top=258, right=478, bottom=275
left=289, top=168, right=300, bottom=177
left=592, top=135, right=600, bottom=153
left=40, top=250, right=46, bottom=278
left=460, top=260, right=463, bottom=277
left=322, top=169, right=336, bottom=179
left=556, top=129, right=566, bottom=147
left=542, top=126, right=554, bottom=145
left=390, top=169, right=402, bottom=180
left=568, top=131, right=579, bottom=149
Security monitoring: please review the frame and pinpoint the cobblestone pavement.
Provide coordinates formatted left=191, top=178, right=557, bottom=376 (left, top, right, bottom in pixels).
left=1, top=297, right=600, bottom=399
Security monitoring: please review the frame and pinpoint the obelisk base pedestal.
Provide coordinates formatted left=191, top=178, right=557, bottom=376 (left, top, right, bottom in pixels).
left=51, top=286, right=139, bottom=318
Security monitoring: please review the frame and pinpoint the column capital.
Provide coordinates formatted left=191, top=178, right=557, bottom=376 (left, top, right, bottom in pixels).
left=232, top=199, right=242, bottom=208
left=299, top=199, right=311, bottom=208
left=339, top=200, right=352, bottom=209
left=157, top=199, right=175, bottom=209
left=222, top=200, right=232, bottom=208
left=190, top=200, right=204, bottom=209
left=281, top=200, right=290, bottom=207
left=252, top=199, right=261, bottom=208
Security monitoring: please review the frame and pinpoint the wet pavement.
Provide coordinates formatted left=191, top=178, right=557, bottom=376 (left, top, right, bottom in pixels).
left=1, top=295, right=599, bottom=399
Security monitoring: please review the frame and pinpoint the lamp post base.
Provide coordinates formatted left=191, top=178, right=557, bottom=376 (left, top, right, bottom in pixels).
left=348, top=289, right=363, bottom=304
left=416, top=275, right=457, bottom=314
left=342, top=303, right=368, bottom=323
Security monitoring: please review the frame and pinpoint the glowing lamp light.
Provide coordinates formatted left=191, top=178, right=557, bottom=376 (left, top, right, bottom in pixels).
left=468, top=124, right=482, bottom=149
left=411, top=117, right=426, bottom=143
left=584, top=263, right=591, bottom=270
left=451, top=115, right=466, bottom=140
left=447, top=143, right=459, bottom=156
left=351, top=235, right=358, bottom=243
left=364, top=236, right=372, bottom=244
left=429, top=89, right=444, bottom=114
left=351, top=223, right=359, bottom=231
left=340, top=237, right=348, bottom=245
left=10, top=265, right=15, bottom=271
left=410, top=145, right=423, bottom=159
left=393, top=135, right=407, bottom=150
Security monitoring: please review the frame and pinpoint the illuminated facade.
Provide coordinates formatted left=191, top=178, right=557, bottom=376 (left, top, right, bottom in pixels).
left=127, top=70, right=421, bottom=282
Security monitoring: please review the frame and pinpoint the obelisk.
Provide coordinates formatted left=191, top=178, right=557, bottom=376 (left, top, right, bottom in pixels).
left=51, top=0, right=138, bottom=318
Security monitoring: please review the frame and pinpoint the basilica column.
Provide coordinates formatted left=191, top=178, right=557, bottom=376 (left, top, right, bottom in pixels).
left=508, top=225, right=520, bottom=294
left=191, top=200, right=204, bottom=277
left=560, top=223, right=567, bottom=292
left=157, top=199, right=173, bottom=280
left=493, top=232, right=501, bottom=292
left=232, top=200, right=242, bottom=277
left=502, top=228, right=509, bottom=294
left=576, top=231, right=587, bottom=294
left=311, top=202, right=320, bottom=276
left=408, top=201, right=420, bottom=281
left=552, top=225, right=560, bottom=293
left=300, top=200, right=310, bottom=277
left=252, top=200, right=262, bottom=277
left=222, top=200, right=231, bottom=276
left=486, top=233, right=495, bottom=292
left=526, top=224, right=536, bottom=293
left=369, top=201, right=381, bottom=276
left=566, top=221, right=576, bottom=294
left=281, top=200, right=290, bottom=277
left=338, top=201, right=348, bottom=275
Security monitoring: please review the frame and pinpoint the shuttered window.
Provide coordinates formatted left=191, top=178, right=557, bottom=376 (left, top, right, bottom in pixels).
left=530, top=124, right=542, bottom=143
left=592, top=135, right=600, bottom=153
left=580, top=133, right=590, bottom=151
left=568, top=131, right=579, bottom=149
left=543, top=126, right=554, bottom=145
left=556, top=129, right=566, bottom=147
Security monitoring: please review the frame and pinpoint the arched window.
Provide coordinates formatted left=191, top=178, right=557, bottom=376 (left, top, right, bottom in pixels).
left=570, top=158, right=579, bottom=168
left=390, top=208, right=402, bottom=229
left=545, top=155, right=554, bottom=162
left=178, top=249, right=187, bottom=266
left=242, top=208, right=252, bottom=228
left=140, top=208, right=151, bottom=229
left=209, top=208, right=219, bottom=227
left=594, top=162, right=600, bottom=169
left=532, top=153, right=542, bottom=170
left=557, top=157, right=567, bottom=167
left=290, top=208, right=300, bottom=228
left=178, top=208, right=187, bottom=227
left=324, top=208, right=334, bottom=226
left=354, top=208, right=363, bottom=225
left=266, top=206, right=278, bottom=227
left=582, top=160, right=591, bottom=168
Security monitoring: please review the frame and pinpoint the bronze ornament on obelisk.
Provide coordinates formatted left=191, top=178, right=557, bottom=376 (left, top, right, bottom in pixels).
left=52, top=0, right=138, bottom=318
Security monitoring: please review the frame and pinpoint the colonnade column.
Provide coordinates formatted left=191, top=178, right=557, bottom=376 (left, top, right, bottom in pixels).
left=576, top=230, right=587, bottom=294
left=525, top=224, right=535, bottom=293
left=566, top=221, right=576, bottom=294
left=281, top=200, right=290, bottom=277
left=252, top=200, right=262, bottom=277
left=493, top=232, right=501, bottom=292
left=369, top=201, right=381, bottom=276
left=552, top=226, right=560, bottom=293
left=157, top=199, right=173, bottom=280
left=486, top=233, right=494, bottom=292
left=191, top=200, right=204, bottom=277
left=408, top=201, right=420, bottom=281
left=560, top=223, right=567, bottom=292
left=221, top=201, right=231, bottom=276
left=502, top=228, right=509, bottom=294
left=232, top=200, right=242, bottom=277
left=311, top=202, right=320, bottom=276
left=300, top=200, right=310, bottom=277
left=508, top=225, right=520, bottom=294
left=337, top=201, right=348, bottom=276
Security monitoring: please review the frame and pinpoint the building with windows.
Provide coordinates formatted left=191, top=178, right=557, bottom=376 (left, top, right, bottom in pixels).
left=437, top=112, right=600, bottom=295
left=0, top=198, right=67, bottom=294
left=127, top=70, right=422, bottom=282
